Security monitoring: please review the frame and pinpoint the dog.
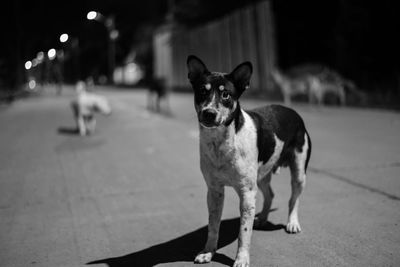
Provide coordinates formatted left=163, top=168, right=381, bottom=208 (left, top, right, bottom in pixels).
left=272, top=66, right=353, bottom=106
left=270, top=68, right=310, bottom=105
left=70, top=81, right=111, bottom=136
left=147, top=77, right=171, bottom=114
left=187, top=55, right=312, bottom=267
left=307, top=68, right=348, bottom=105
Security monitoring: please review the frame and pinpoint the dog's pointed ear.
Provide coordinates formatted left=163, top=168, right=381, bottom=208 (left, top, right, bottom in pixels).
left=228, top=61, right=252, bottom=96
left=230, top=62, right=253, bottom=86
left=187, top=55, right=210, bottom=83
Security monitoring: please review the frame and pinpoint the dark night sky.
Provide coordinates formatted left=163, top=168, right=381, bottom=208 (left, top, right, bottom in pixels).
left=0, top=0, right=399, bottom=91
left=1, top=0, right=167, bottom=57
left=0, top=0, right=170, bottom=86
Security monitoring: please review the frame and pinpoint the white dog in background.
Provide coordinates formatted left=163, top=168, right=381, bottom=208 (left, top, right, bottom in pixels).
left=271, top=66, right=356, bottom=106
left=270, top=69, right=310, bottom=106
left=70, top=81, right=111, bottom=136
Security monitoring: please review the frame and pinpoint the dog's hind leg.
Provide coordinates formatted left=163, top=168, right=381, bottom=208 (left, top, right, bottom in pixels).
left=147, top=91, right=155, bottom=111
left=194, top=186, right=225, bottom=264
left=86, top=117, right=96, bottom=135
left=254, top=173, right=274, bottom=228
left=287, top=133, right=309, bottom=233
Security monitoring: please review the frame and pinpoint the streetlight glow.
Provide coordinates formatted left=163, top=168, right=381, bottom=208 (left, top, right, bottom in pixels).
left=110, top=29, right=119, bottom=40
left=32, top=59, right=38, bottom=67
left=37, top=51, right=44, bottom=62
left=28, top=80, right=36, bottom=90
left=47, top=48, right=56, bottom=60
left=87, top=11, right=97, bottom=20
left=86, top=11, right=115, bottom=83
left=25, top=61, right=32, bottom=70
left=60, top=33, right=69, bottom=43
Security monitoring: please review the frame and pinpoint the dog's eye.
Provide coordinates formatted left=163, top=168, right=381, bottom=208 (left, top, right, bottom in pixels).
left=221, top=91, right=230, bottom=100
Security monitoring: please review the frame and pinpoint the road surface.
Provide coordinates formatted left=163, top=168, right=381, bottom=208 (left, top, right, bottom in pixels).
left=0, top=86, right=399, bottom=267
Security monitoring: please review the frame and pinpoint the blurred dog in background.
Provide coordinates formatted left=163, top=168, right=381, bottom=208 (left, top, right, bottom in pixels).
left=70, top=81, right=111, bottom=136
left=271, top=65, right=361, bottom=106
left=147, top=77, right=171, bottom=114
left=307, top=70, right=346, bottom=106
left=271, top=69, right=310, bottom=106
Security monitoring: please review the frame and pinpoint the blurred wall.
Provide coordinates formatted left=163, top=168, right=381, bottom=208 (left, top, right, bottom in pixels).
left=154, top=0, right=276, bottom=92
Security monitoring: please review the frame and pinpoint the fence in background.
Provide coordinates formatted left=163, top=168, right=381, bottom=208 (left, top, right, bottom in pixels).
left=153, top=0, right=276, bottom=92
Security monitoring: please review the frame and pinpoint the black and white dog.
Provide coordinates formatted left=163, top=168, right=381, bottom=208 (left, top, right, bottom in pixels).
left=187, top=56, right=312, bottom=267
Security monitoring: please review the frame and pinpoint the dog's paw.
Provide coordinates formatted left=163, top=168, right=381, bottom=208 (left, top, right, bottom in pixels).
left=233, top=252, right=250, bottom=267
left=286, top=221, right=301, bottom=234
left=194, top=251, right=213, bottom=264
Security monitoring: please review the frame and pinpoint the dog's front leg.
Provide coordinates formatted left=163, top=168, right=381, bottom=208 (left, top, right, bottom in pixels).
left=77, top=116, right=86, bottom=136
left=234, top=187, right=257, bottom=267
left=194, top=186, right=224, bottom=264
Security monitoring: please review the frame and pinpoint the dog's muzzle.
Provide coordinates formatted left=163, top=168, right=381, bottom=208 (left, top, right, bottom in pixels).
left=199, top=108, right=218, bottom=127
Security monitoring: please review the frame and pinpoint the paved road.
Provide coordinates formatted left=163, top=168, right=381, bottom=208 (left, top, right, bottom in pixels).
left=1, top=86, right=399, bottom=267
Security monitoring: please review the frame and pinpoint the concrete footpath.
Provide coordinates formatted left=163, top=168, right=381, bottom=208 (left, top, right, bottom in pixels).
left=0, top=86, right=399, bottom=267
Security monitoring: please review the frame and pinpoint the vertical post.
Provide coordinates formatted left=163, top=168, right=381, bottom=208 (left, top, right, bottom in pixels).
left=251, top=3, right=266, bottom=93
left=264, top=0, right=277, bottom=91
left=106, top=16, right=116, bottom=84
left=72, top=38, right=81, bottom=82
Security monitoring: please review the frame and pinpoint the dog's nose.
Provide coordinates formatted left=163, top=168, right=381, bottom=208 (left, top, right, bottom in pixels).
left=202, top=109, right=217, bottom=124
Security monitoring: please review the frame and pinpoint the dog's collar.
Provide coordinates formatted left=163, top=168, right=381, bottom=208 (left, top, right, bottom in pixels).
left=224, top=102, right=244, bottom=133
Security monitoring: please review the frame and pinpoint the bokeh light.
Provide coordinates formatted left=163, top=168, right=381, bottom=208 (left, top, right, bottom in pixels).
left=87, top=11, right=97, bottom=20
left=28, top=80, right=36, bottom=90
left=37, top=51, right=44, bottom=62
left=24, top=61, right=32, bottom=70
left=47, top=48, right=56, bottom=60
left=60, top=33, right=69, bottom=43
left=32, top=59, right=38, bottom=67
left=110, top=30, right=119, bottom=40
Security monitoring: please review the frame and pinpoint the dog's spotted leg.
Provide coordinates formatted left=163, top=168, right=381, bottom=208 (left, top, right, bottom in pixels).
left=77, top=116, right=86, bottom=136
left=194, top=186, right=224, bottom=264
left=287, top=133, right=309, bottom=233
left=254, top=173, right=274, bottom=228
left=234, top=187, right=257, bottom=267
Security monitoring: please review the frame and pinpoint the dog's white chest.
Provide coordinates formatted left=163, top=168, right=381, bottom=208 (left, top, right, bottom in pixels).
left=199, top=111, right=259, bottom=186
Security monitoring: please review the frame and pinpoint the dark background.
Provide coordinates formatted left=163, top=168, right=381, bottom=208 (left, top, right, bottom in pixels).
left=0, top=0, right=399, bottom=94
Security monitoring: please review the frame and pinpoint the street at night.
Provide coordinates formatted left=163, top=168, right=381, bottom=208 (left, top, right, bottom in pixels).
left=1, top=86, right=399, bottom=266
left=1, top=0, right=400, bottom=266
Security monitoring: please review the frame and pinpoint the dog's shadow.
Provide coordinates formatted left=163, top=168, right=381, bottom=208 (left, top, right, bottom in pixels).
left=87, top=217, right=284, bottom=267
left=57, top=126, right=80, bottom=135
